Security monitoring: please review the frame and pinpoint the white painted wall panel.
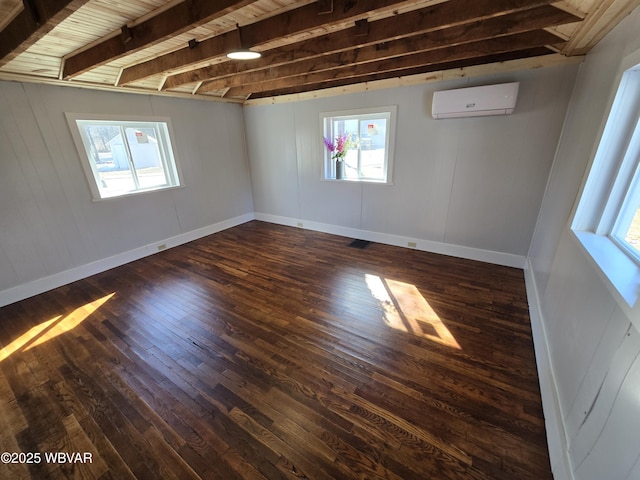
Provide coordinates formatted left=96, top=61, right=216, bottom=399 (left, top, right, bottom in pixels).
left=244, top=103, right=300, bottom=219
left=574, top=348, right=640, bottom=480
left=18, top=85, right=102, bottom=267
left=443, top=115, right=524, bottom=250
left=626, top=455, right=640, bottom=479
left=293, top=101, right=364, bottom=228
left=244, top=65, right=577, bottom=257
left=564, top=305, right=629, bottom=442
left=368, top=94, right=457, bottom=241
left=543, top=231, right=621, bottom=414
left=0, top=81, right=253, bottom=298
left=148, top=95, right=254, bottom=231
left=0, top=83, right=69, bottom=284
left=569, top=327, right=640, bottom=475
left=527, top=6, right=640, bottom=480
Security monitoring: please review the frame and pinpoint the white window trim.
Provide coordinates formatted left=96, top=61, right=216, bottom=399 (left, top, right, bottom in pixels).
left=319, top=105, right=397, bottom=184
left=571, top=46, right=640, bottom=327
left=65, top=112, right=184, bottom=201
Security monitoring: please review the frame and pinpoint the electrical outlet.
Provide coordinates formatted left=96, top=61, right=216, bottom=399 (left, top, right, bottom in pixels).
left=157, top=244, right=167, bottom=251
left=407, top=241, right=417, bottom=248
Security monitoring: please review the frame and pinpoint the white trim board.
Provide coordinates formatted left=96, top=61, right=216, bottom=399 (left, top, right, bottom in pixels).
left=255, top=213, right=526, bottom=269
left=1, top=213, right=526, bottom=308
left=0, top=213, right=255, bottom=308
left=524, top=259, right=575, bottom=480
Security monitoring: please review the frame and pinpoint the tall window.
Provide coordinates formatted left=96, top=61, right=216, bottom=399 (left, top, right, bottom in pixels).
left=571, top=53, right=640, bottom=313
left=321, top=106, right=396, bottom=183
left=66, top=114, right=182, bottom=200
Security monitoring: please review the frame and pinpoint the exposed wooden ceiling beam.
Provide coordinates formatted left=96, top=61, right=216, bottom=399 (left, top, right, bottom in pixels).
left=118, top=0, right=561, bottom=87
left=214, top=30, right=563, bottom=97
left=561, top=0, right=640, bottom=55
left=118, top=0, right=418, bottom=86
left=0, top=0, right=89, bottom=66
left=61, top=0, right=256, bottom=79
left=164, top=2, right=579, bottom=91
left=245, top=47, right=555, bottom=100
left=197, top=22, right=564, bottom=95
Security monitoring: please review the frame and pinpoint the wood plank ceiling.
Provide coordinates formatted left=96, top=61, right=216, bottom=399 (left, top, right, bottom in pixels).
left=0, top=0, right=638, bottom=104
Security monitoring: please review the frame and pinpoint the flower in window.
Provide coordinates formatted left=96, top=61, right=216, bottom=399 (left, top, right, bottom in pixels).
left=324, top=133, right=356, bottom=161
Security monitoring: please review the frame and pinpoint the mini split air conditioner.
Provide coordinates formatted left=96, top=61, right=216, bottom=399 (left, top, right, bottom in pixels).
left=431, top=82, right=519, bottom=119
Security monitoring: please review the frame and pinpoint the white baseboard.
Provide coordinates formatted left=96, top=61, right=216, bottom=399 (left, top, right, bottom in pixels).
left=254, top=213, right=526, bottom=268
left=0, top=213, right=255, bottom=308
left=524, top=259, right=574, bottom=480
left=0, top=212, right=525, bottom=307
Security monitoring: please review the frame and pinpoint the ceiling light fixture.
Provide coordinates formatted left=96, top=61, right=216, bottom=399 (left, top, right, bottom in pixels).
left=227, top=24, right=261, bottom=60
left=226, top=49, right=261, bottom=60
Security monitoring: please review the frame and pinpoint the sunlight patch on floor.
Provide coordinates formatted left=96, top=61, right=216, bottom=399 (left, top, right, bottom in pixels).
left=365, top=274, right=460, bottom=349
left=0, top=293, right=115, bottom=361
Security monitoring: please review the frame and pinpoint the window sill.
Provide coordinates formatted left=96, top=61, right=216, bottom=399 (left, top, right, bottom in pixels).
left=91, top=184, right=184, bottom=202
left=572, top=230, right=640, bottom=311
left=322, top=178, right=392, bottom=185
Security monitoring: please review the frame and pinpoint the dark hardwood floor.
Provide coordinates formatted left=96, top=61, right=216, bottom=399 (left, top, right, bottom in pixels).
left=0, top=220, right=552, bottom=479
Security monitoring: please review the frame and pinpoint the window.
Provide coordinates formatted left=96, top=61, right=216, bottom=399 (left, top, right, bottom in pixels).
left=571, top=51, right=640, bottom=317
left=66, top=113, right=182, bottom=200
left=321, top=106, right=396, bottom=183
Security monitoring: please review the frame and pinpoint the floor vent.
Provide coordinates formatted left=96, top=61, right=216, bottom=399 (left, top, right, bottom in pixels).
left=348, top=239, right=371, bottom=249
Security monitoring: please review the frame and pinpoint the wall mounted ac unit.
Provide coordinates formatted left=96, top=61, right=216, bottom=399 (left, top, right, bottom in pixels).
left=431, top=82, right=519, bottom=119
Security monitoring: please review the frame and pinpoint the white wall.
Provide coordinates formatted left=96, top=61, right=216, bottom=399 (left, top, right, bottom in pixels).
left=244, top=64, right=578, bottom=264
left=528, top=6, right=640, bottom=480
left=0, top=82, right=254, bottom=305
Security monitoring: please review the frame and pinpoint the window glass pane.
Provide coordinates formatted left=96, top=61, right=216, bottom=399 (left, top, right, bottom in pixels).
left=344, top=148, right=359, bottom=179
left=624, top=207, right=640, bottom=250
left=612, top=157, right=640, bottom=256
left=359, top=118, right=387, bottom=180
left=333, top=118, right=357, bottom=136
left=125, top=127, right=168, bottom=189
left=81, top=123, right=136, bottom=197
left=333, top=119, right=358, bottom=179
left=99, top=165, right=137, bottom=197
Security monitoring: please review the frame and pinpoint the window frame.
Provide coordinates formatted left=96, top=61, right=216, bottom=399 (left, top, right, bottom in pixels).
left=607, top=116, right=640, bottom=261
left=320, top=106, right=397, bottom=184
left=571, top=47, right=640, bottom=325
left=65, top=113, right=184, bottom=201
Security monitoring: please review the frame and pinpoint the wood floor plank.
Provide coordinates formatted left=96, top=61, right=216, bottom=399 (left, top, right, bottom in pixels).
left=0, top=221, right=552, bottom=479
